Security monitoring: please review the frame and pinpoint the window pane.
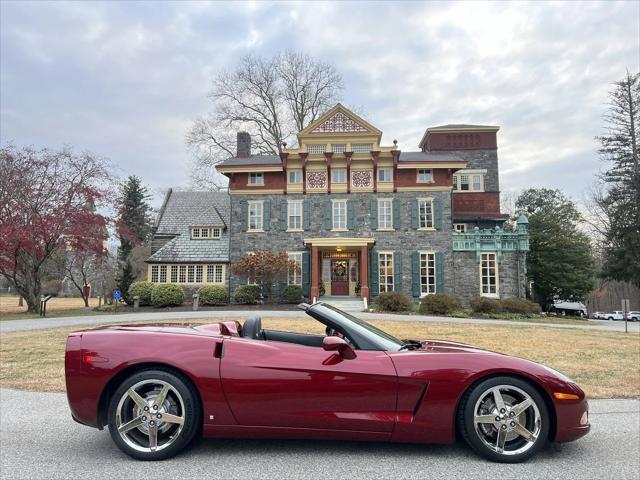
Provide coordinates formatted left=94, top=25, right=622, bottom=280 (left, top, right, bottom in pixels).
left=332, top=144, right=346, bottom=153
left=192, top=228, right=200, bottom=238
left=332, top=201, right=346, bottom=229
left=378, top=168, right=392, bottom=182
left=352, top=143, right=373, bottom=153
left=288, top=170, right=301, bottom=184
left=179, top=266, right=186, bottom=283
left=288, top=253, right=302, bottom=285
left=419, top=200, right=433, bottom=228
left=249, top=173, right=263, bottom=185
left=378, top=199, right=393, bottom=229
left=151, top=265, right=159, bottom=283
left=249, top=203, right=263, bottom=230
left=460, top=175, right=469, bottom=190
left=187, top=265, right=195, bottom=283
left=420, top=253, right=435, bottom=294
left=195, top=265, right=203, bottom=283
left=171, top=265, right=178, bottom=283
left=480, top=253, right=498, bottom=296
left=378, top=253, right=394, bottom=293
left=159, top=265, right=167, bottom=283
left=207, top=265, right=215, bottom=283
left=418, top=169, right=433, bottom=182
left=331, top=169, right=346, bottom=183
left=288, top=202, right=302, bottom=229
left=212, top=227, right=221, bottom=238
left=307, top=145, right=326, bottom=154
left=215, top=265, right=223, bottom=283
left=473, top=175, right=481, bottom=190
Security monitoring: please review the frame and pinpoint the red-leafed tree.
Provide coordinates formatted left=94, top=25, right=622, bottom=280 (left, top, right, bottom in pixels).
left=0, top=145, right=112, bottom=312
left=231, top=251, right=300, bottom=301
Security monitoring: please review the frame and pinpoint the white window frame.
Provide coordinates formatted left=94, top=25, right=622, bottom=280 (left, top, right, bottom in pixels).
left=418, top=198, right=434, bottom=229
left=472, top=174, right=482, bottom=191
left=170, top=265, right=178, bottom=283
left=378, top=167, right=392, bottom=182
left=248, top=172, right=264, bottom=185
left=332, top=199, right=347, bottom=230
left=191, top=226, right=222, bottom=239
left=378, top=252, right=394, bottom=293
left=453, top=223, right=467, bottom=233
left=288, top=252, right=303, bottom=286
left=159, top=265, right=167, bottom=283
left=179, top=265, right=187, bottom=283
left=419, top=252, right=436, bottom=296
left=417, top=169, right=433, bottom=183
left=248, top=201, right=264, bottom=231
left=151, top=265, right=159, bottom=283
left=307, top=144, right=326, bottom=154
left=480, top=253, right=499, bottom=298
left=288, top=170, right=302, bottom=184
left=378, top=199, right=393, bottom=230
left=352, top=143, right=373, bottom=153
left=288, top=200, right=303, bottom=231
left=331, top=168, right=347, bottom=184
left=453, top=172, right=485, bottom=192
left=331, top=144, right=346, bottom=153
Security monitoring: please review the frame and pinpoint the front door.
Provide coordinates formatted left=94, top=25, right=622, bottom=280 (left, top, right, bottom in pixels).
left=220, top=338, right=398, bottom=432
left=331, top=260, right=349, bottom=295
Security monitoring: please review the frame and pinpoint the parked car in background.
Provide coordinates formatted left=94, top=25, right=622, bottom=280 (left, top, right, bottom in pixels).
left=591, top=312, right=606, bottom=320
left=605, top=311, right=625, bottom=321
left=551, top=301, right=588, bottom=318
left=627, top=311, right=640, bottom=322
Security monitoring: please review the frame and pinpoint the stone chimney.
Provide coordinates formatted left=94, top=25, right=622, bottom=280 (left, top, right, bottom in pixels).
left=236, top=131, right=251, bottom=157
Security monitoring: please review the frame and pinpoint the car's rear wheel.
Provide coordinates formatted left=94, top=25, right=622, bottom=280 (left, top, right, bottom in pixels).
left=108, top=369, right=201, bottom=460
left=458, top=376, right=549, bottom=463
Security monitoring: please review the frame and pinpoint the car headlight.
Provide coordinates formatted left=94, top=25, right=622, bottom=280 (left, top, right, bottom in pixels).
left=540, top=364, right=576, bottom=384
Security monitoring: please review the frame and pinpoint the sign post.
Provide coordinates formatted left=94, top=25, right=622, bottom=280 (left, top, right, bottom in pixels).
left=114, top=289, right=121, bottom=314
left=622, top=299, right=630, bottom=334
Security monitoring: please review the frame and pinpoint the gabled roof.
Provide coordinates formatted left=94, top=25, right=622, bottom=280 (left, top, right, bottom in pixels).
left=297, top=103, right=382, bottom=143
left=155, top=190, right=230, bottom=234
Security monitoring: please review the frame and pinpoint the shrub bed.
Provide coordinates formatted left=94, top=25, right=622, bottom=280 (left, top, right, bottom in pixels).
left=376, top=291, right=412, bottom=312
left=501, top=298, right=541, bottom=314
left=470, top=296, right=503, bottom=314
left=234, top=285, right=262, bottom=304
left=151, top=284, right=185, bottom=307
left=128, top=281, right=154, bottom=306
left=282, top=285, right=304, bottom=304
left=198, top=285, right=228, bottom=306
left=419, top=293, right=460, bottom=315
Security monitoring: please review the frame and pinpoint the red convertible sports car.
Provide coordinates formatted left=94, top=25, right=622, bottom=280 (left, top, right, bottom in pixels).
left=65, top=302, right=590, bottom=463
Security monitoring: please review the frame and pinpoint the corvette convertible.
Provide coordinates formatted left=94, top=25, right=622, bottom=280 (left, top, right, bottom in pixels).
left=65, top=302, right=590, bottom=463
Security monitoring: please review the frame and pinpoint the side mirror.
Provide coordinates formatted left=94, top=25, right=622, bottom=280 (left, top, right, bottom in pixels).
left=322, top=336, right=356, bottom=360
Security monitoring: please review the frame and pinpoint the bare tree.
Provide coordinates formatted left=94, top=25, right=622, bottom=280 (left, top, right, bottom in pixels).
left=187, top=51, right=344, bottom=189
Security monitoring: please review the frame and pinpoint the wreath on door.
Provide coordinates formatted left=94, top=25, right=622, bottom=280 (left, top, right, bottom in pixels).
left=333, top=264, right=346, bottom=278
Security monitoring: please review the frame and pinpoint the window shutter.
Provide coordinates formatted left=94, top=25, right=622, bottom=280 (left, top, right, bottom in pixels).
left=411, top=199, right=419, bottom=229
left=303, top=199, right=310, bottom=230
left=435, top=251, right=445, bottom=293
left=411, top=251, right=420, bottom=297
left=393, top=199, right=401, bottom=229
left=302, top=250, right=310, bottom=297
left=263, top=200, right=271, bottom=231
left=281, top=202, right=288, bottom=231
left=393, top=252, right=402, bottom=292
left=240, top=201, right=247, bottom=231
left=347, top=199, right=355, bottom=230
left=370, top=198, right=378, bottom=230
left=434, top=198, right=443, bottom=230
left=369, top=249, right=379, bottom=297
left=324, top=200, right=332, bottom=230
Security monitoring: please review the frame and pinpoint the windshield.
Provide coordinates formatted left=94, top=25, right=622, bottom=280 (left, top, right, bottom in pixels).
left=315, top=303, right=404, bottom=351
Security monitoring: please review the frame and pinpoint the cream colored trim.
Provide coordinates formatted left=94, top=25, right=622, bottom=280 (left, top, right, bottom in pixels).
left=287, top=169, right=303, bottom=185
left=230, top=189, right=285, bottom=195
left=304, top=237, right=376, bottom=247
left=287, top=199, right=303, bottom=231
left=453, top=172, right=485, bottom=192
left=376, top=228, right=395, bottom=232
left=287, top=185, right=304, bottom=193
left=397, top=162, right=467, bottom=169
left=479, top=252, right=500, bottom=298
left=331, top=184, right=348, bottom=193
left=331, top=228, right=349, bottom=232
left=217, top=165, right=282, bottom=173
left=146, top=263, right=227, bottom=285
left=377, top=183, right=394, bottom=192
left=397, top=186, right=453, bottom=192
left=247, top=200, right=264, bottom=232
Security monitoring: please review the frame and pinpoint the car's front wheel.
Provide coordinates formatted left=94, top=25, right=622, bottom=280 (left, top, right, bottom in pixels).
left=458, top=376, right=550, bottom=463
left=108, top=369, right=201, bottom=460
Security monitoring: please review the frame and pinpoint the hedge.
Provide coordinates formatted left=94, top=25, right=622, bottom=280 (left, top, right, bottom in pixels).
left=376, top=291, right=412, bottom=312
left=470, top=296, right=503, bottom=314
left=419, top=293, right=460, bottom=315
left=501, top=298, right=541, bottom=314
left=198, top=285, right=229, bottom=306
left=151, top=284, right=185, bottom=307
left=128, top=281, right=154, bottom=306
left=234, top=285, right=262, bottom=304
left=282, top=285, right=304, bottom=304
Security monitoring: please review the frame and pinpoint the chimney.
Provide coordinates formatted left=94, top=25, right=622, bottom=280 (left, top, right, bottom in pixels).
left=237, top=131, right=251, bottom=157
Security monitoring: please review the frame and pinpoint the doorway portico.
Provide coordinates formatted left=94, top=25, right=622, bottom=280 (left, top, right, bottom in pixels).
left=303, top=238, right=375, bottom=301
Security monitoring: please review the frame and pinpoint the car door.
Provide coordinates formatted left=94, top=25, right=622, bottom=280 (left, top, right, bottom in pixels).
left=220, top=337, right=398, bottom=432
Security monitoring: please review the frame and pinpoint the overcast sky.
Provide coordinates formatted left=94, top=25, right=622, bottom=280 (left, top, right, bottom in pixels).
left=1, top=1, right=638, bottom=207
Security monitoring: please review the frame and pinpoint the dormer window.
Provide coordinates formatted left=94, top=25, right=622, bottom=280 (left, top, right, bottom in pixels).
left=417, top=169, right=434, bottom=183
left=191, top=227, right=222, bottom=239
left=352, top=143, right=373, bottom=153
left=306, top=144, right=326, bottom=154
left=248, top=172, right=264, bottom=185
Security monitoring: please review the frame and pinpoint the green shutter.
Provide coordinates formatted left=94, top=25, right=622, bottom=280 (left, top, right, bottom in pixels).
left=393, top=199, right=401, bottom=229
left=347, top=199, right=355, bottom=230
left=324, top=200, right=332, bottom=230
left=435, top=251, right=445, bottom=293
left=393, top=252, right=403, bottom=292
left=411, top=199, right=419, bottom=229
left=303, top=199, right=310, bottom=230
left=302, top=250, right=310, bottom=297
left=240, top=201, right=247, bottom=231
left=411, top=251, right=420, bottom=297
left=434, top=198, right=443, bottom=230
left=263, top=200, right=271, bottom=231
left=369, top=249, right=379, bottom=297
left=370, top=199, right=378, bottom=230
left=281, top=201, right=288, bottom=231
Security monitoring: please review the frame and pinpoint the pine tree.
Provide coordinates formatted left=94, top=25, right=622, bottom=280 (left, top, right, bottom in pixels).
left=596, top=71, right=640, bottom=287
left=116, top=176, right=152, bottom=263
left=116, top=260, right=136, bottom=305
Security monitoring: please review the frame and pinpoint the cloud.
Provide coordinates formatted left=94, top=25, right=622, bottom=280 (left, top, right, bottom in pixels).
left=1, top=0, right=637, bottom=207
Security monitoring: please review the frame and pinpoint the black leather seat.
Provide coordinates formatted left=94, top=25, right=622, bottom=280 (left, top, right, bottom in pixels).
left=241, top=316, right=263, bottom=340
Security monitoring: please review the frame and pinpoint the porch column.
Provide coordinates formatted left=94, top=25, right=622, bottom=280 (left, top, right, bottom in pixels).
left=311, top=245, right=320, bottom=300
left=360, top=245, right=369, bottom=300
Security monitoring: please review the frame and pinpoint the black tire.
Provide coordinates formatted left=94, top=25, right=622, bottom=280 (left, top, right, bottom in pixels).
left=107, top=369, right=201, bottom=460
left=457, top=376, right=550, bottom=463
left=608, top=317, right=614, bottom=321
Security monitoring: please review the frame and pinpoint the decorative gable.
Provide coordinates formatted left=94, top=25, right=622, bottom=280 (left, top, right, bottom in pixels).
left=311, top=112, right=369, bottom=133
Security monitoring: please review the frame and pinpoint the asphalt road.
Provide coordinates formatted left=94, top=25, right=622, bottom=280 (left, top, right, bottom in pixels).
left=1, top=389, right=638, bottom=480
left=2, top=309, right=639, bottom=334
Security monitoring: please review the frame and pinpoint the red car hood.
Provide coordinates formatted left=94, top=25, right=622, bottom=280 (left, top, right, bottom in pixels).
left=416, top=339, right=498, bottom=354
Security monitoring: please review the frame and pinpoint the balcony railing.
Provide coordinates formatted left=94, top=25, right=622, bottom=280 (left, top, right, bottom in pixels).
left=452, top=225, right=529, bottom=262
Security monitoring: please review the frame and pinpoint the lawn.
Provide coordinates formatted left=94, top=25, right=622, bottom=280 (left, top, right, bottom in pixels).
left=1, top=317, right=638, bottom=398
left=0, top=295, right=102, bottom=317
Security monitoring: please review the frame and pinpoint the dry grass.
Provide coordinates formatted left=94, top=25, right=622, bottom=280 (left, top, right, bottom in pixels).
left=0, top=295, right=99, bottom=315
left=1, top=317, right=638, bottom=398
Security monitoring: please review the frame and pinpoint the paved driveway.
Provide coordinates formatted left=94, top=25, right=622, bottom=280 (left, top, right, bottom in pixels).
left=2, top=309, right=639, bottom=333
left=1, top=389, right=638, bottom=480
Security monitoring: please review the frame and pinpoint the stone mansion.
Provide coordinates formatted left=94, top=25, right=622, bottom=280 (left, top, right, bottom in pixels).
left=146, top=104, right=529, bottom=304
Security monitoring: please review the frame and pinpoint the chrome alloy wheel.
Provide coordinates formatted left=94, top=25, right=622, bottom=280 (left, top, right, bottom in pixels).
left=115, top=379, right=185, bottom=453
left=473, top=385, right=542, bottom=456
